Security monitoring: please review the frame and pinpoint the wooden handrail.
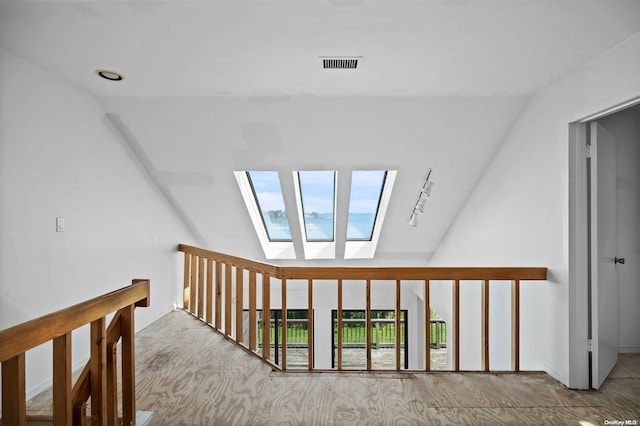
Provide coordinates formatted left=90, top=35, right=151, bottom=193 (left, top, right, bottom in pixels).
left=179, top=244, right=546, bottom=281
left=179, top=244, right=278, bottom=276
left=178, top=244, right=547, bottom=374
left=0, top=281, right=149, bottom=362
left=0, top=279, right=150, bottom=426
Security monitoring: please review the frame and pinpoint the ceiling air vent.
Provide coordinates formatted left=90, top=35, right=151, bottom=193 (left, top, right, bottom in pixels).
left=321, top=57, right=360, bottom=69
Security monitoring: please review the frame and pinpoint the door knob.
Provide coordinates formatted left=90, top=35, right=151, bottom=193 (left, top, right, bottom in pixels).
left=614, top=257, right=625, bottom=265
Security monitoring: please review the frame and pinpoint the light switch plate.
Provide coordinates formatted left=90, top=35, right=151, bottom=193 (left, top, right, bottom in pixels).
left=56, top=217, right=65, bottom=232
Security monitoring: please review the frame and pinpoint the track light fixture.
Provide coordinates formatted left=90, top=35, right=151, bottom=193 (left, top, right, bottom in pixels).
left=408, top=168, right=434, bottom=227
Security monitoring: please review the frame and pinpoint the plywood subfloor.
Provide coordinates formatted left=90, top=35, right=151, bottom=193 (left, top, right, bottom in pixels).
left=27, top=310, right=640, bottom=425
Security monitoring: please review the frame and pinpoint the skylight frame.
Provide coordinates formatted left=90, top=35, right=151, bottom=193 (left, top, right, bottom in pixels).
left=293, top=170, right=337, bottom=259
left=234, top=171, right=296, bottom=260
left=346, top=170, right=388, bottom=242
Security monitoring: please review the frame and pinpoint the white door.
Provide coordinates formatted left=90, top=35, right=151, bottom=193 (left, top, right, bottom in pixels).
left=590, top=122, right=618, bottom=389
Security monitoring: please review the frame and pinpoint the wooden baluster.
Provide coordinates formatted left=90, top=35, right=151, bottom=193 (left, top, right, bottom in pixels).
left=366, top=279, right=371, bottom=371
left=121, top=304, right=136, bottom=425
left=281, top=278, right=287, bottom=370
left=106, top=341, right=118, bottom=425
left=215, top=262, right=222, bottom=329
left=73, top=402, right=88, bottom=426
left=236, top=267, right=244, bottom=344
left=198, top=256, right=205, bottom=319
left=308, top=279, right=314, bottom=370
left=337, top=279, right=343, bottom=371
left=53, top=332, right=72, bottom=425
left=249, top=271, right=257, bottom=351
left=482, top=280, right=490, bottom=372
left=395, top=280, right=402, bottom=371
left=454, top=279, right=460, bottom=372
left=72, top=365, right=90, bottom=426
left=189, top=255, right=197, bottom=315
left=206, top=258, right=213, bottom=324
left=90, top=317, right=107, bottom=425
left=2, top=353, right=26, bottom=425
left=183, top=252, right=191, bottom=310
left=262, top=275, right=271, bottom=360
left=424, top=280, right=431, bottom=371
left=226, top=264, right=232, bottom=336
left=512, top=279, right=520, bottom=372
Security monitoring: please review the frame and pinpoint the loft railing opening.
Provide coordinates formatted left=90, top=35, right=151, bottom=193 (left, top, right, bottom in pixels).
left=179, top=244, right=547, bottom=373
left=0, top=279, right=150, bottom=426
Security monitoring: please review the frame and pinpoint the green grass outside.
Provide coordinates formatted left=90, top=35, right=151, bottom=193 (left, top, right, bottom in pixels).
left=258, top=323, right=445, bottom=346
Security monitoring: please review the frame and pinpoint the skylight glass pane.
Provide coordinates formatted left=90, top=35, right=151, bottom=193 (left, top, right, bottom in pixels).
left=298, top=171, right=335, bottom=242
left=247, top=171, right=292, bottom=242
left=347, top=170, right=387, bottom=241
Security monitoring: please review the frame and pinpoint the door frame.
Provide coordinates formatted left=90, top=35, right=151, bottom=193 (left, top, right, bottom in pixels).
left=568, top=96, right=640, bottom=389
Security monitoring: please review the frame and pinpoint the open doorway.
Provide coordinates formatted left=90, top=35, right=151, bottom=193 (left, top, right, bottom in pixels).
left=569, top=102, right=640, bottom=389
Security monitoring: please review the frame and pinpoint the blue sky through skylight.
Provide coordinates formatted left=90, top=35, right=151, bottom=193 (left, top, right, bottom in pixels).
left=247, top=171, right=292, bottom=241
left=298, top=171, right=335, bottom=242
left=347, top=170, right=387, bottom=241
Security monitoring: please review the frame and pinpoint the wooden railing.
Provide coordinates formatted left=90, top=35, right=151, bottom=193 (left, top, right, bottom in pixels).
left=0, top=279, right=150, bottom=426
left=179, top=244, right=547, bottom=372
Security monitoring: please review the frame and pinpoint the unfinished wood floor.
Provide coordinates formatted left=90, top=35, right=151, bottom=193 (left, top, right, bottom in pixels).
left=28, top=310, right=640, bottom=425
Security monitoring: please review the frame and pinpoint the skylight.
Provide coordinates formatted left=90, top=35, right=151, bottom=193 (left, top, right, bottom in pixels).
left=346, top=170, right=387, bottom=241
left=234, top=171, right=296, bottom=260
left=297, top=171, right=335, bottom=242
left=344, top=170, right=397, bottom=259
left=246, top=171, right=292, bottom=242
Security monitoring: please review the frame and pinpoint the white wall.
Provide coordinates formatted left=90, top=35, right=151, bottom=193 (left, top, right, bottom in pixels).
left=0, top=49, right=196, bottom=398
left=598, top=106, right=640, bottom=353
left=427, top=33, right=640, bottom=386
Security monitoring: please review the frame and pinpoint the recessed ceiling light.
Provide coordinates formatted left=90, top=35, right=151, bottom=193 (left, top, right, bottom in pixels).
left=95, top=69, right=124, bottom=81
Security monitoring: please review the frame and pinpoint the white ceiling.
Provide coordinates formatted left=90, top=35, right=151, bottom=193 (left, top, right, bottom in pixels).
left=2, top=1, right=639, bottom=264
left=2, top=0, right=639, bottom=98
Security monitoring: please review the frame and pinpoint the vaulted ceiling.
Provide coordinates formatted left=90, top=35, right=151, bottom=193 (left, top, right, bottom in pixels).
left=2, top=1, right=639, bottom=264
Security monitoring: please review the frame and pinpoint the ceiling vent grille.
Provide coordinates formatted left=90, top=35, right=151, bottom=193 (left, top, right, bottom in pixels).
left=322, top=57, right=359, bottom=69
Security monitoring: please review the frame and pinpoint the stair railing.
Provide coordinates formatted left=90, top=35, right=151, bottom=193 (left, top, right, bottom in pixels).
left=179, top=244, right=547, bottom=373
left=0, top=279, right=150, bottom=426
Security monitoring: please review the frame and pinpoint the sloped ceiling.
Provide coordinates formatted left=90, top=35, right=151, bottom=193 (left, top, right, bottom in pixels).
left=2, top=1, right=639, bottom=264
